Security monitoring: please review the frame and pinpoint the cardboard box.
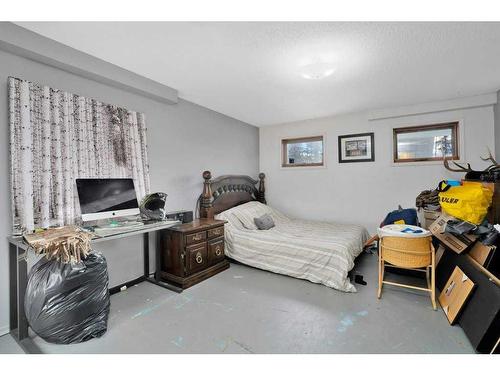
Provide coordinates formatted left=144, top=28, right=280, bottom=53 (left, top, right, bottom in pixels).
left=469, top=242, right=496, bottom=266
left=429, top=213, right=477, bottom=254
left=435, top=244, right=446, bottom=265
left=423, top=209, right=441, bottom=230
left=424, top=209, right=441, bottom=220
left=438, top=266, right=476, bottom=324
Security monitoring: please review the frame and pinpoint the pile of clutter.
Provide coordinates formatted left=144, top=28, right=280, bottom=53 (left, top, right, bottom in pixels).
left=375, top=175, right=499, bottom=352
left=416, top=180, right=498, bottom=271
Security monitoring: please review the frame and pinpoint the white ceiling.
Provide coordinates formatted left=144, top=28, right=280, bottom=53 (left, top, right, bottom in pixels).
left=16, top=22, right=500, bottom=127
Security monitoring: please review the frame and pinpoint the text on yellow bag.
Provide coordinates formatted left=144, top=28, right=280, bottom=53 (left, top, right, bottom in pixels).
left=437, top=181, right=493, bottom=225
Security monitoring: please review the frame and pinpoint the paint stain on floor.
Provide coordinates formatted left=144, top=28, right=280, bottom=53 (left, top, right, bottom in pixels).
left=337, top=311, right=369, bottom=333
left=131, top=295, right=175, bottom=319
left=174, top=295, right=193, bottom=310
left=171, top=336, right=184, bottom=348
left=215, top=338, right=229, bottom=352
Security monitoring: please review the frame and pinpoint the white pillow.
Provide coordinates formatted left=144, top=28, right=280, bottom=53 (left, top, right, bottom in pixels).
left=231, top=201, right=274, bottom=230
left=215, top=210, right=246, bottom=231
left=217, top=201, right=289, bottom=230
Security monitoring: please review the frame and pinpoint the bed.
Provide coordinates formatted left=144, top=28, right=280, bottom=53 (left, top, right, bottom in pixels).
left=198, top=171, right=369, bottom=292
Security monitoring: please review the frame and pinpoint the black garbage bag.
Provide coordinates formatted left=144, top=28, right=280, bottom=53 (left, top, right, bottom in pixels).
left=25, top=252, right=110, bottom=344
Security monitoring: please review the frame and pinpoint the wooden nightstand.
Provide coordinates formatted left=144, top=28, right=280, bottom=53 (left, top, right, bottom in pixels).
left=159, top=218, right=229, bottom=289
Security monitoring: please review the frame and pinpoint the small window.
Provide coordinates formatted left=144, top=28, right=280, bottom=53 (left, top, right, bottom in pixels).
left=393, top=122, right=459, bottom=163
left=282, top=136, right=324, bottom=167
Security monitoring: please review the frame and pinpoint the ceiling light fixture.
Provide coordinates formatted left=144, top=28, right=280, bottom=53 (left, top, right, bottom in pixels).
left=299, top=61, right=336, bottom=80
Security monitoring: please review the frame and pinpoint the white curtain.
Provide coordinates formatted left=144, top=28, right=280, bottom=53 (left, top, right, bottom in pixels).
left=9, top=77, right=151, bottom=233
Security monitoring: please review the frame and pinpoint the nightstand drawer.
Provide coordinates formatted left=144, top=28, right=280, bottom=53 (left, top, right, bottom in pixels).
left=186, top=242, right=208, bottom=274
left=207, top=226, right=224, bottom=239
left=208, top=238, right=225, bottom=263
left=185, top=231, right=206, bottom=245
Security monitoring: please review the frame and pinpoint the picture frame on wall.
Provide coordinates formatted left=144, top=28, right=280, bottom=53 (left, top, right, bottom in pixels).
left=338, top=132, right=375, bottom=163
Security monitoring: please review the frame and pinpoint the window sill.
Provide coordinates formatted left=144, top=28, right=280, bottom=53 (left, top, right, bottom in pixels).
left=391, top=159, right=465, bottom=167
left=280, top=164, right=327, bottom=170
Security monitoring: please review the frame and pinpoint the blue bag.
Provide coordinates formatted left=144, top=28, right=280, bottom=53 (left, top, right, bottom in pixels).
left=382, top=206, right=419, bottom=226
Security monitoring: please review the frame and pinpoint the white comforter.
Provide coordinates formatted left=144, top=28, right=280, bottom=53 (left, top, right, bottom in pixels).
left=215, top=202, right=369, bottom=292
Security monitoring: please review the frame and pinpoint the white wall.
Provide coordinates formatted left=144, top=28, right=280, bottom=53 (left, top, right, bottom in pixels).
left=260, top=97, right=496, bottom=235
left=0, top=49, right=259, bottom=335
left=494, top=91, right=500, bottom=160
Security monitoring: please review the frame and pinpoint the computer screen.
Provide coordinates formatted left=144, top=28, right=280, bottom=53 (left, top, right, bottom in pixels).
left=76, top=178, right=140, bottom=221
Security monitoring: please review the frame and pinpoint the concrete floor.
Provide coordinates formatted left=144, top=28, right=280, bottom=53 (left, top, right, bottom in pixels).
left=0, top=334, right=24, bottom=354
left=0, top=252, right=474, bottom=354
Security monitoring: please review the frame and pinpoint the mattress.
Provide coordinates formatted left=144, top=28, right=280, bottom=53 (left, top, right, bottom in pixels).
left=215, top=201, right=369, bottom=292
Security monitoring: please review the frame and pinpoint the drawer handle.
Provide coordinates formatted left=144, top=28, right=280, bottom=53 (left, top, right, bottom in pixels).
left=192, top=233, right=203, bottom=241
left=213, top=229, right=221, bottom=235
left=195, top=252, right=203, bottom=264
left=215, top=246, right=222, bottom=256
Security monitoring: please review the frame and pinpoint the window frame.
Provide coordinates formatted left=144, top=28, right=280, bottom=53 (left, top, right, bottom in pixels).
left=281, top=135, right=325, bottom=168
left=392, top=121, right=460, bottom=163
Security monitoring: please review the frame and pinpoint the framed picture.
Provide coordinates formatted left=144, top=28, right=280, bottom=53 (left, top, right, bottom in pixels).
left=338, top=132, right=375, bottom=163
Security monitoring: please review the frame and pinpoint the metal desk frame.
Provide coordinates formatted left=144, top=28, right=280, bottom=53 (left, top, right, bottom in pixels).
left=8, top=221, right=181, bottom=354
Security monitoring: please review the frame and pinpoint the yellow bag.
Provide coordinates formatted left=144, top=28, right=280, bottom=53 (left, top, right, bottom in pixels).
left=437, top=181, right=493, bottom=225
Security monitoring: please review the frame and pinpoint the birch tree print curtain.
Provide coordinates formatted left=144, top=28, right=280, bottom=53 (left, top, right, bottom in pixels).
left=9, top=77, right=151, bottom=233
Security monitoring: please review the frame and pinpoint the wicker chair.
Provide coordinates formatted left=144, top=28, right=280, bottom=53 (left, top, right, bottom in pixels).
left=378, top=235, right=437, bottom=310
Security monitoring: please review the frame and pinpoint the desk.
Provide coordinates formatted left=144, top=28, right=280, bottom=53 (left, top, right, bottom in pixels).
left=8, top=220, right=180, bottom=353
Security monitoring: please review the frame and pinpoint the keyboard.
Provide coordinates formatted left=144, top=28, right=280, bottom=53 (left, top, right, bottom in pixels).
left=93, top=222, right=145, bottom=237
left=91, top=220, right=179, bottom=237
left=141, top=219, right=179, bottom=228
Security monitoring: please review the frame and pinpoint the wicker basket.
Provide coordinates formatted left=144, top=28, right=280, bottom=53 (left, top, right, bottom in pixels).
left=380, top=236, right=432, bottom=268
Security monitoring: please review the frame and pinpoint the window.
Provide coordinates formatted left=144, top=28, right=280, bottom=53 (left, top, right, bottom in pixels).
left=281, top=136, right=324, bottom=167
left=393, top=122, right=459, bottom=163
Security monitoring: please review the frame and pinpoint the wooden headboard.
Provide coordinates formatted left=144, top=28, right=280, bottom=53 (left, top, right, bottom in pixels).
left=199, top=171, right=266, bottom=218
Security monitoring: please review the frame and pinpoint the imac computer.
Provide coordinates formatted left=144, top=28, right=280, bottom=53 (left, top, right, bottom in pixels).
left=76, top=178, right=140, bottom=225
